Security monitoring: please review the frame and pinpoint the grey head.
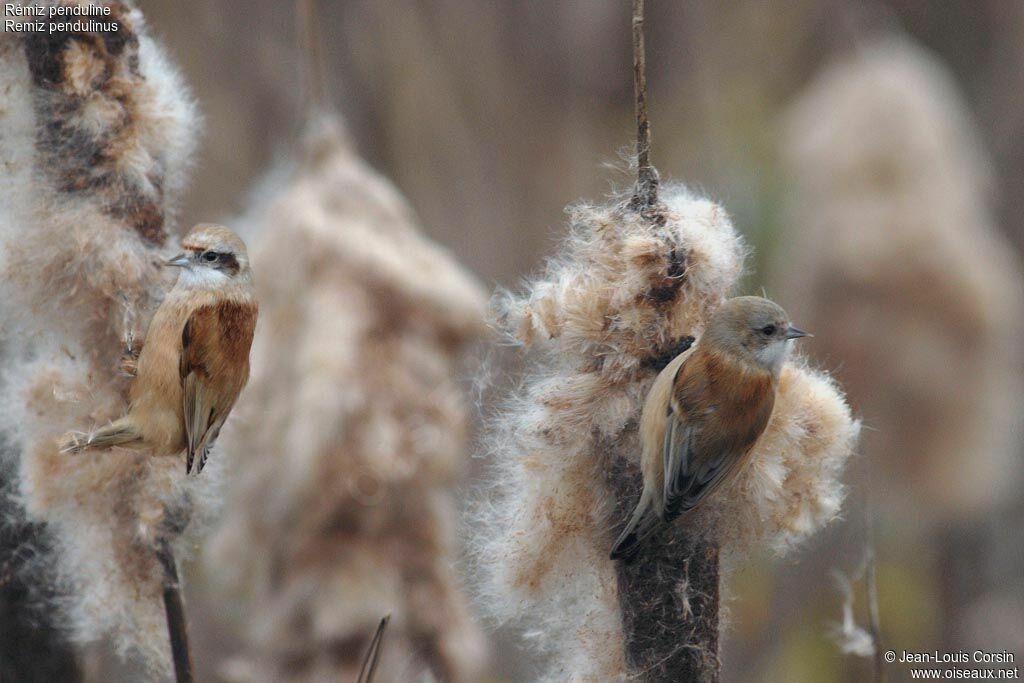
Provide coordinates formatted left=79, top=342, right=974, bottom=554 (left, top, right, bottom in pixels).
left=702, top=295, right=810, bottom=373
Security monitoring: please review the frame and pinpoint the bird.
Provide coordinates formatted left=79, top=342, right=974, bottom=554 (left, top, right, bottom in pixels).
left=60, top=224, right=258, bottom=475
left=610, top=296, right=809, bottom=560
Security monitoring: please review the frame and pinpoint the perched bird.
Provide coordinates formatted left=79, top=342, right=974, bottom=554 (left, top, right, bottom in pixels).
left=60, top=224, right=258, bottom=474
left=610, top=296, right=809, bottom=560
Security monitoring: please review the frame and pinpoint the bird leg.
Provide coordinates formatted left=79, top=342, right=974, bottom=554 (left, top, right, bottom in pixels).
left=119, top=330, right=144, bottom=377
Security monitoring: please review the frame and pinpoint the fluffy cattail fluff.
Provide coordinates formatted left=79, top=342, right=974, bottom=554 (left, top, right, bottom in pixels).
left=472, top=186, right=859, bottom=680
left=775, top=35, right=1024, bottom=519
left=0, top=3, right=203, bottom=675
left=207, top=116, right=488, bottom=682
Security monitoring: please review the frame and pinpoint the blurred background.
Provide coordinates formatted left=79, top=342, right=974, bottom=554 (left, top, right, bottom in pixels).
left=134, top=1, right=1023, bottom=681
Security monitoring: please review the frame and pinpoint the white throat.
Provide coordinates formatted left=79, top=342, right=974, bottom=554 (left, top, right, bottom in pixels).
left=174, top=266, right=229, bottom=291
left=756, top=339, right=790, bottom=372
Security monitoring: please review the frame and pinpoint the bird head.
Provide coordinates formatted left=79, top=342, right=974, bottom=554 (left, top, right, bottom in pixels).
left=166, top=224, right=251, bottom=287
left=704, top=296, right=809, bottom=373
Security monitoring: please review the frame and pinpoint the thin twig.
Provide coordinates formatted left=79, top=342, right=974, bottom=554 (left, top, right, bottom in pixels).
left=630, top=0, right=660, bottom=210
left=156, top=539, right=193, bottom=683
left=297, top=0, right=326, bottom=119
left=356, top=615, right=391, bottom=683
left=864, top=466, right=885, bottom=682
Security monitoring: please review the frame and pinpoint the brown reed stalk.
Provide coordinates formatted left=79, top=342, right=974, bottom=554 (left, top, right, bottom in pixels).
left=156, top=539, right=194, bottom=683
left=471, top=4, right=857, bottom=680
left=630, top=0, right=660, bottom=211
left=616, top=4, right=720, bottom=679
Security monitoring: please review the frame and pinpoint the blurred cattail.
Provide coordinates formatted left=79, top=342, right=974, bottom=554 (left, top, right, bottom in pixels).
left=775, top=35, right=1024, bottom=520
left=0, top=2, right=204, bottom=675
left=207, top=115, right=488, bottom=682
left=472, top=185, right=859, bottom=680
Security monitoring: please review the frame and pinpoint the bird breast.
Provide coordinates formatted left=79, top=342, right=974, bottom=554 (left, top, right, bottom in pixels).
left=676, top=348, right=776, bottom=457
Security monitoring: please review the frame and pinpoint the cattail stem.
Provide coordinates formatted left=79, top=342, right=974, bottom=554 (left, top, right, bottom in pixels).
left=156, top=539, right=193, bottom=683
left=615, top=538, right=721, bottom=681
left=630, top=0, right=660, bottom=210
left=609, top=448, right=720, bottom=682
left=617, top=4, right=719, bottom=680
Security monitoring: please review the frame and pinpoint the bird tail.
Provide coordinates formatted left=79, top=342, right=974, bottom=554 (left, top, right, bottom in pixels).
left=610, top=489, right=662, bottom=561
left=58, top=418, right=141, bottom=454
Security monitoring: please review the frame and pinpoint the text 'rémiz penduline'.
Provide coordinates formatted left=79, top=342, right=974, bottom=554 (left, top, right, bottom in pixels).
left=5, top=3, right=118, bottom=33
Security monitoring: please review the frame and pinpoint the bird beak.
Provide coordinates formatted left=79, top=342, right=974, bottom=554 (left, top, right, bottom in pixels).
left=165, top=253, right=190, bottom=268
left=786, top=325, right=812, bottom=339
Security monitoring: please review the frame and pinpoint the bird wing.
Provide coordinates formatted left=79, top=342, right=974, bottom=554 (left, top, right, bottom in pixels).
left=180, top=302, right=256, bottom=474
left=611, top=344, right=697, bottom=561
left=662, top=354, right=775, bottom=521
left=662, top=409, right=737, bottom=520
left=609, top=486, right=663, bottom=561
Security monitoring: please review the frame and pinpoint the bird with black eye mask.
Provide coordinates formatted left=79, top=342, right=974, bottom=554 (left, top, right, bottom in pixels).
left=60, top=223, right=258, bottom=475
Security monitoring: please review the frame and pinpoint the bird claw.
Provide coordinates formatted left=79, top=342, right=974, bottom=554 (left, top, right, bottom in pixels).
left=119, top=332, right=142, bottom=377
left=119, top=356, right=139, bottom=377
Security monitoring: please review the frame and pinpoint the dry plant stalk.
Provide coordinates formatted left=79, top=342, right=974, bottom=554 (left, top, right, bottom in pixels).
left=208, top=116, right=488, bottom=683
left=616, top=3, right=721, bottom=675
left=472, top=6, right=857, bottom=680
left=776, top=35, right=1024, bottom=520
left=0, top=2, right=205, bottom=676
left=472, top=182, right=859, bottom=681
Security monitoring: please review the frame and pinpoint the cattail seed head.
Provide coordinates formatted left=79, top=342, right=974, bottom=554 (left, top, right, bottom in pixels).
left=472, top=185, right=858, bottom=679
left=0, top=2, right=204, bottom=675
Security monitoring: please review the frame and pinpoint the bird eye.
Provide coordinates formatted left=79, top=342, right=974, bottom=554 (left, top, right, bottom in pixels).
left=760, top=324, right=777, bottom=336
left=201, top=251, right=218, bottom=263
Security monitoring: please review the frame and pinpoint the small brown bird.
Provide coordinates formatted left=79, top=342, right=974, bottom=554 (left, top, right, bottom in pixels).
left=61, top=224, right=258, bottom=474
left=610, top=296, right=809, bottom=560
